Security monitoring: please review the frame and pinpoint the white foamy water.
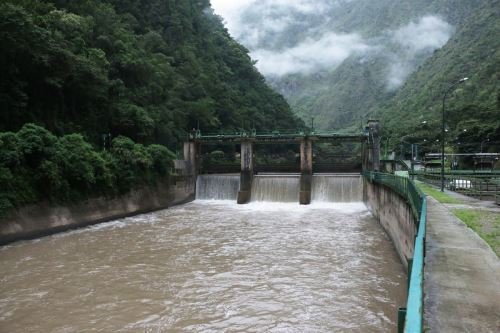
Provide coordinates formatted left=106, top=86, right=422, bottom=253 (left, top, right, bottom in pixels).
left=312, top=174, right=363, bottom=202
left=0, top=201, right=406, bottom=332
left=196, top=174, right=240, bottom=200
left=251, top=175, right=300, bottom=202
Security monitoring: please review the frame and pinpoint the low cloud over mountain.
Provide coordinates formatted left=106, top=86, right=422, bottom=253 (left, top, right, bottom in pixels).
left=211, top=0, right=452, bottom=89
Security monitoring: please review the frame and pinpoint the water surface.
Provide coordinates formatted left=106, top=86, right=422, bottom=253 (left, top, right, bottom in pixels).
left=0, top=201, right=406, bottom=332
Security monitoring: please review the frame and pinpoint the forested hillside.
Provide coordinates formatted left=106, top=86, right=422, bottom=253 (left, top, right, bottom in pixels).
left=262, top=0, right=496, bottom=133
left=0, top=0, right=300, bottom=145
left=230, top=0, right=498, bottom=152
left=376, top=1, right=500, bottom=153
left=0, top=0, right=301, bottom=214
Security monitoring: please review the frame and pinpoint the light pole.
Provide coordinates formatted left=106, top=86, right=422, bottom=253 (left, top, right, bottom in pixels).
left=441, top=77, right=468, bottom=192
left=481, top=138, right=490, bottom=153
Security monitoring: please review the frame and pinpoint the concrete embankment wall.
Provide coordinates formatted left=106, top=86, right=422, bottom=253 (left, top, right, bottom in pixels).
left=0, top=176, right=195, bottom=245
left=363, top=179, right=417, bottom=268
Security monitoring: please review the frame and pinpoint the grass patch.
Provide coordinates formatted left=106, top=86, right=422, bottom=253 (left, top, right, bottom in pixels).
left=452, top=208, right=500, bottom=256
left=415, top=181, right=461, bottom=204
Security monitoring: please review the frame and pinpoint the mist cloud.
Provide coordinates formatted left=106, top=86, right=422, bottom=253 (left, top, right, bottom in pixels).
left=393, top=16, right=453, bottom=53
left=211, top=0, right=334, bottom=48
left=211, top=1, right=452, bottom=88
left=386, top=16, right=453, bottom=90
left=252, top=32, right=369, bottom=76
left=212, top=0, right=365, bottom=76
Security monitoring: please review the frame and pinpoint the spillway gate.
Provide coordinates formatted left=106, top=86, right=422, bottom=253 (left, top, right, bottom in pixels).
left=180, top=121, right=381, bottom=205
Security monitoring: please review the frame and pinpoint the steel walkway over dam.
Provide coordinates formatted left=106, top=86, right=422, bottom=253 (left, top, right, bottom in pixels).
left=188, top=129, right=368, bottom=144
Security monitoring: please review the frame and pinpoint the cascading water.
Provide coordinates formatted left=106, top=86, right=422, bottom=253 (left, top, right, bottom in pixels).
left=251, top=174, right=300, bottom=202
left=196, top=174, right=240, bottom=200
left=197, top=173, right=363, bottom=203
left=312, top=174, right=363, bottom=202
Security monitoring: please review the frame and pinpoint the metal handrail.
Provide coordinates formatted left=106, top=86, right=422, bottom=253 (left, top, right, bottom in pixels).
left=363, top=172, right=426, bottom=333
left=193, top=129, right=368, bottom=141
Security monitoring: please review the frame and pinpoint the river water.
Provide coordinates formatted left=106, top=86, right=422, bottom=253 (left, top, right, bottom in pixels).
left=0, top=200, right=406, bottom=332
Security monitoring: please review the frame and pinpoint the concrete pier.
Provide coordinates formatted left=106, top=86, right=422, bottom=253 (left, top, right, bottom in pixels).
left=237, top=141, right=254, bottom=204
left=183, top=141, right=200, bottom=176
left=366, top=120, right=381, bottom=172
left=299, top=139, right=313, bottom=205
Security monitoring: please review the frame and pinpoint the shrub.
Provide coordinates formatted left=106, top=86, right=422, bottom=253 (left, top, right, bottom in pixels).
left=0, top=126, right=175, bottom=216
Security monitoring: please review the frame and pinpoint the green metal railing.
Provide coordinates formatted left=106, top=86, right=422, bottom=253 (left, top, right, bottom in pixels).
left=364, top=172, right=423, bottom=221
left=190, top=128, right=367, bottom=142
left=414, top=171, right=500, bottom=200
left=363, top=172, right=427, bottom=333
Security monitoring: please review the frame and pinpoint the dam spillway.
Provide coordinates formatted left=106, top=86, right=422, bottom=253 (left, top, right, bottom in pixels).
left=251, top=174, right=300, bottom=202
left=195, top=174, right=240, bottom=200
left=312, top=174, right=363, bottom=202
left=196, top=173, right=363, bottom=203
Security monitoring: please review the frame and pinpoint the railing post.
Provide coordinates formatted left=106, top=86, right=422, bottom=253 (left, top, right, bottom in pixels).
left=407, top=258, right=413, bottom=291
left=398, top=308, right=407, bottom=333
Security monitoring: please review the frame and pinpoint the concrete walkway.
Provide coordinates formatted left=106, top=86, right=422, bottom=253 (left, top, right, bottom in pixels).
left=424, top=197, right=500, bottom=332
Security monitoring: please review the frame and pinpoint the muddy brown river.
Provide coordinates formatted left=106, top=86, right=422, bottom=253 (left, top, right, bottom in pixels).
left=0, top=201, right=406, bottom=332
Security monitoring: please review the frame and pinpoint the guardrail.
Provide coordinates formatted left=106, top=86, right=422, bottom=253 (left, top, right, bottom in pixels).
left=414, top=171, right=500, bottom=200
left=363, top=172, right=426, bottom=333
left=190, top=129, right=367, bottom=143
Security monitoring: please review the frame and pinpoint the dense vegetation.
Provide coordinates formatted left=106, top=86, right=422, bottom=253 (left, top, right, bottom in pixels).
left=0, top=123, right=174, bottom=215
left=0, top=0, right=301, bottom=214
left=0, top=0, right=299, bottom=144
left=268, top=0, right=499, bottom=155
left=376, top=1, right=500, bottom=154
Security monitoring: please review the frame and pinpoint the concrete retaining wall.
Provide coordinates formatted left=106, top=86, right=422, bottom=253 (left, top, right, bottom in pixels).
left=0, top=176, right=195, bottom=245
left=364, top=179, right=417, bottom=268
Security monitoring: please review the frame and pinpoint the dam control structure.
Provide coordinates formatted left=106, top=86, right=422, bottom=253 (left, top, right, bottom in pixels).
left=182, top=120, right=381, bottom=205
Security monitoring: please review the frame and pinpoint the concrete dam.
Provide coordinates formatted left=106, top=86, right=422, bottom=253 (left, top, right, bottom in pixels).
left=196, top=173, right=363, bottom=203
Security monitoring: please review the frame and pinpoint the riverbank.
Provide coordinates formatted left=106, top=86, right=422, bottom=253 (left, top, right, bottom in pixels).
left=0, top=176, right=194, bottom=245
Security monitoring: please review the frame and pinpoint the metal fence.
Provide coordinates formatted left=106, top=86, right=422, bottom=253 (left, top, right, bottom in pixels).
left=363, top=172, right=427, bottom=333
left=414, top=171, right=500, bottom=200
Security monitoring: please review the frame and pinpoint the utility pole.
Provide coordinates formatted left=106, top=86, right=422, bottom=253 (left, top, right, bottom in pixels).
left=441, top=77, right=468, bottom=192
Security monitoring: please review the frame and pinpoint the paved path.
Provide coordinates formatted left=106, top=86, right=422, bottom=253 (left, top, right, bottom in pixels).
left=424, top=197, right=500, bottom=332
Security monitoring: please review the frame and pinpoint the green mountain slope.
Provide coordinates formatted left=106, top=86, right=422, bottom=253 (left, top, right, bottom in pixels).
left=378, top=0, right=500, bottom=152
left=269, top=0, right=493, bottom=131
